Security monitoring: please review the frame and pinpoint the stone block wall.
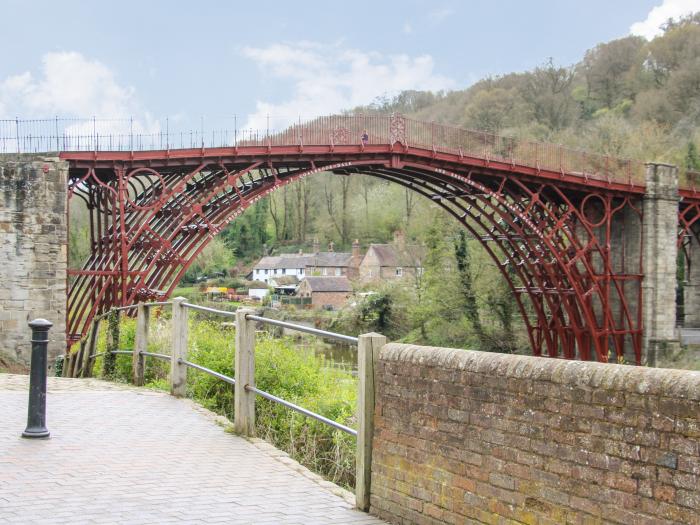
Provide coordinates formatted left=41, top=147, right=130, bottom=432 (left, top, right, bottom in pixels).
left=370, top=344, right=700, bottom=525
left=0, top=155, right=68, bottom=365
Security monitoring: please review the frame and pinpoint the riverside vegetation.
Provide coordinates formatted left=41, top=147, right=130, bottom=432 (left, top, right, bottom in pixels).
left=91, top=311, right=358, bottom=488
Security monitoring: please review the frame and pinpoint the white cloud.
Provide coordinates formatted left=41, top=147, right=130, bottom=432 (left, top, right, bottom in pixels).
left=240, top=42, right=454, bottom=130
left=630, top=0, right=700, bottom=40
left=428, top=7, right=454, bottom=24
left=0, top=51, right=157, bottom=134
left=403, top=22, right=413, bottom=34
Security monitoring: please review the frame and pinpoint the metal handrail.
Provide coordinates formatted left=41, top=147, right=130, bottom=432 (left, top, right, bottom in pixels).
left=88, top=352, right=105, bottom=359
left=143, top=301, right=172, bottom=307
left=182, top=302, right=236, bottom=317
left=178, top=359, right=236, bottom=385
left=245, top=384, right=357, bottom=436
left=245, top=314, right=358, bottom=345
left=112, top=305, right=138, bottom=312
left=109, top=350, right=134, bottom=355
left=140, top=351, right=172, bottom=361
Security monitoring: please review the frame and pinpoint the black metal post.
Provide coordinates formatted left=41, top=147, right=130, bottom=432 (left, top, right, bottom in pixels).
left=22, top=319, right=52, bottom=439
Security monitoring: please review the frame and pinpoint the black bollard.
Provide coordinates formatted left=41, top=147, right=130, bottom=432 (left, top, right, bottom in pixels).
left=22, top=318, right=53, bottom=439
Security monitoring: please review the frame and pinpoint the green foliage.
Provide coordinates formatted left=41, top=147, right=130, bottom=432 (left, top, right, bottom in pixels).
left=181, top=238, right=235, bottom=283
left=686, top=142, right=700, bottom=170
left=219, top=197, right=269, bottom=260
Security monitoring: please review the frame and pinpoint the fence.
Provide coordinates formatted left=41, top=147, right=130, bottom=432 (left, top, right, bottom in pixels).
left=62, top=297, right=386, bottom=511
left=0, top=114, right=650, bottom=187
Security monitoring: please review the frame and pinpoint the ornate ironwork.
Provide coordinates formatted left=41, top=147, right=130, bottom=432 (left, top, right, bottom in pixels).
left=61, top=115, right=690, bottom=364
left=389, top=113, right=406, bottom=146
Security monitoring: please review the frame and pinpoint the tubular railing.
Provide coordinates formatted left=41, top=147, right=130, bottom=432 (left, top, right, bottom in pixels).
left=66, top=297, right=384, bottom=508
left=1, top=114, right=649, bottom=188
left=245, top=314, right=359, bottom=345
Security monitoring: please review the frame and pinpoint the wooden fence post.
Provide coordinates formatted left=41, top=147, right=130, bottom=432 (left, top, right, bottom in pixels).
left=170, top=297, right=189, bottom=397
left=82, top=317, right=101, bottom=378
left=356, top=332, right=387, bottom=512
left=103, top=310, right=119, bottom=379
left=133, top=303, right=149, bottom=386
left=72, top=340, right=86, bottom=378
left=234, top=308, right=256, bottom=436
left=61, top=353, right=72, bottom=377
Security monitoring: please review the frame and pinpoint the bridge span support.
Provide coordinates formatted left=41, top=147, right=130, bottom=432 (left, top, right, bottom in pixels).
left=0, top=155, right=68, bottom=368
left=642, top=162, right=681, bottom=365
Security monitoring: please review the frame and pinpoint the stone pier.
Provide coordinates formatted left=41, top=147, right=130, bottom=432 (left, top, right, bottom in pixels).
left=0, top=155, right=68, bottom=366
left=642, top=162, right=681, bottom=364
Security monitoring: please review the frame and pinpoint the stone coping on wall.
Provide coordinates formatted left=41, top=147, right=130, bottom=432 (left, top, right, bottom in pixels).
left=380, top=344, right=700, bottom=401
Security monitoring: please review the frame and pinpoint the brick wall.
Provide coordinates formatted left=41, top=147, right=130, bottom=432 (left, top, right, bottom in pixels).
left=0, top=155, right=68, bottom=365
left=311, top=291, right=350, bottom=308
left=370, top=343, right=700, bottom=525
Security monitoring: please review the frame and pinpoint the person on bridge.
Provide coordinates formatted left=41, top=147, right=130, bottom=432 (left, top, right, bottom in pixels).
left=361, top=130, right=369, bottom=146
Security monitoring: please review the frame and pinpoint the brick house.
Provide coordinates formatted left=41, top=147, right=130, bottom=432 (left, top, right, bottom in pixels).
left=295, top=276, right=353, bottom=309
left=359, top=231, right=425, bottom=282
left=250, top=240, right=363, bottom=283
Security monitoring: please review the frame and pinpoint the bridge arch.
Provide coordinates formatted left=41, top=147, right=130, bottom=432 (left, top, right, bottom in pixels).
left=66, top=154, right=643, bottom=363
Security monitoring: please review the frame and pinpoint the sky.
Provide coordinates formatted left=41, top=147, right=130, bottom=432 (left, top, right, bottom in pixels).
left=0, top=0, right=699, bottom=135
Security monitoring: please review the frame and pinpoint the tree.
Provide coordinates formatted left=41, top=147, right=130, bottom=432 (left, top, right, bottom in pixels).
left=293, top=178, right=313, bottom=243
left=323, top=175, right=353, bottom=246
left=687, top=142, right=700, bottom=170
left=582, top=36, right=645, bottom=109
left=521, top=58, right=576, bottom=130
left=219, top=197, right=269, bottom=259
left=182, top=238, right=235, bottom=282
left=454, top=230, right=484, bottom=341
left=464, top=87, right=529, bottom=132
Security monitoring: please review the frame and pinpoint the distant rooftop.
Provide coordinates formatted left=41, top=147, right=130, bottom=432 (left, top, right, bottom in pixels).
left=254, top=251, right=352, bottom=270
left=301, top=276, right=353, bottom=293
left=367, top=244, right=425, bottom=267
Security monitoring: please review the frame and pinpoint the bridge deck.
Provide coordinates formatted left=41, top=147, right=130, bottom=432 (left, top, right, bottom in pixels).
left=0, top=375, right=384, bottom=525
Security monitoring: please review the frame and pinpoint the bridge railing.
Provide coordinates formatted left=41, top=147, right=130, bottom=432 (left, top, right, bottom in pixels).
left=63, top=297, right=385, bottom=510
left=1, top=114, right=649, bottom=187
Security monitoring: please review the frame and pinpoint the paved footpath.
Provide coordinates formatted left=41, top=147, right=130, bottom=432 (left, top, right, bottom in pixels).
left=0, top=374, right=386, bottom=525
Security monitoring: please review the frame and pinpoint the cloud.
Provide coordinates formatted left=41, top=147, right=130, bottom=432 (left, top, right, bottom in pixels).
left=630, top=0, right=700, bottom=40
left=240, top=42, right=454, bottom=130
left=0, top=51, right=157, bottom=134
left=428, top=7, right=454, bottom=24
left=403, top=22, right=413, bottom=34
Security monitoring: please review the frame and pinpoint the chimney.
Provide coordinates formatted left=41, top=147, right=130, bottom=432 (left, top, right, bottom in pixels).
left=351, top=239, right=362, bottom=273
left=313, top=237, right=319, bottom=253
left=393, top=230, right=406, bottom=250
left=352, top=239, right=360, bottom=260
left=328, top=241, right=335, bottom=252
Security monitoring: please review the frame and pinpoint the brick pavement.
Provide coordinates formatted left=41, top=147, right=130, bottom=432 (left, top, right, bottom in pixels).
left=0, top=374, right=386, bottom=525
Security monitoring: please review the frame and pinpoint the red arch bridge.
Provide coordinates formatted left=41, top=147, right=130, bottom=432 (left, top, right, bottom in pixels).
left=48, top=114, right=700, bottom=365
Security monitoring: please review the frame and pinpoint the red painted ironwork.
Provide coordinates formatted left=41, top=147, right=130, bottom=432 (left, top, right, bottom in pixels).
left=60, top=114, right=649, bottom=363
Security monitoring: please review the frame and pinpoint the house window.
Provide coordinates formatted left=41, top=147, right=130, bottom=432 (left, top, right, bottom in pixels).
left=264, top=269, right=268, bottom=275
left=395, top=267, right=403, bottom=277
left=323, top=268, right=328, bottom=276
left=417, top=267, right=424, bottom=276
left=368, top=270, right=373, bottom=278
left=283, top=268, right=286, bottom=275
left=335, top=268, right=341, bottom=276
left=299, top=268, right=303, bottom=274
